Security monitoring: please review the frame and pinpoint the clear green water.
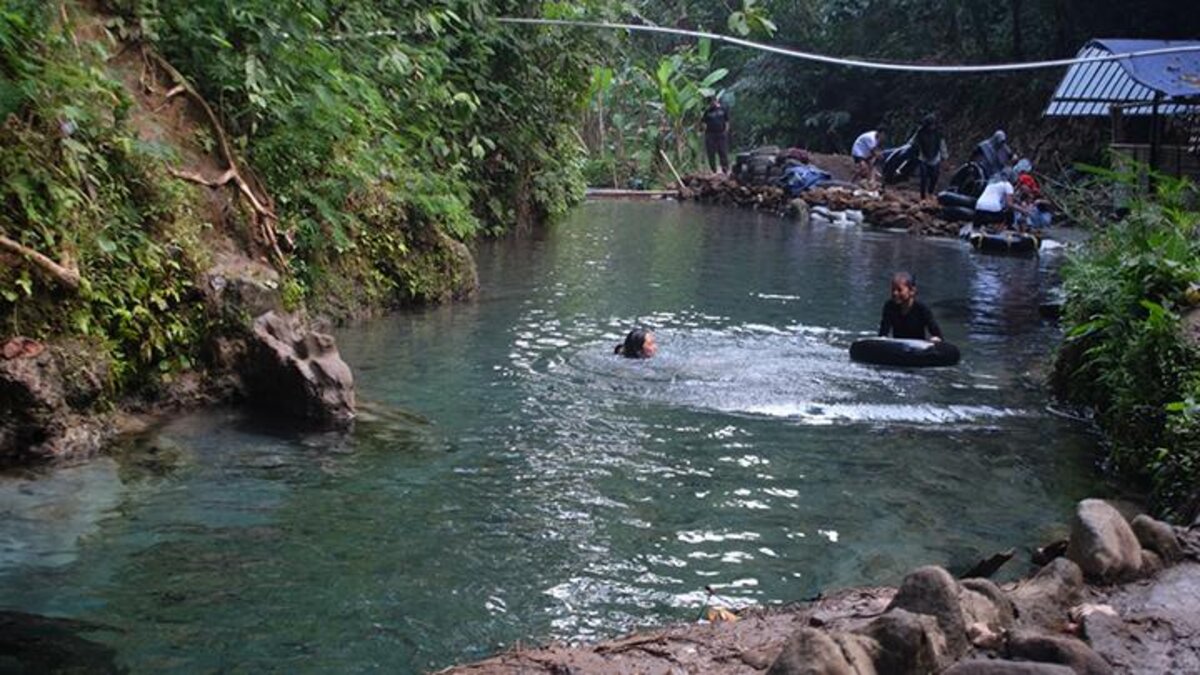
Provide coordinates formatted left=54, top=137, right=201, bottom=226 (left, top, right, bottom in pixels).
left=0, top=202, right=1102, bottom=672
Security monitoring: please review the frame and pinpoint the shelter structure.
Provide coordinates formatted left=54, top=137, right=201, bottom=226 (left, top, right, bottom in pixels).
left=1044, top=39, right=1200, bottom=182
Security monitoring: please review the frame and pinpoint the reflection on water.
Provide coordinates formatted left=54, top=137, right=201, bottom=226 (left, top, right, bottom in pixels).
left=0, top=202, right=1103, bottom=672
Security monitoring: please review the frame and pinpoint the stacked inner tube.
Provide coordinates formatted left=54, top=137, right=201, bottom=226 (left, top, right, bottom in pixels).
left=937, top=191, right=976, bottom=222
left=849, top=337, right=961, bottom=367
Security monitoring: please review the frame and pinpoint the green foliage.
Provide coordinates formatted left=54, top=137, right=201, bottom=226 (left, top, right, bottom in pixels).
left=114, top=0, right=604, bottom=297
left=0, top=2, right=207, bottom=389
left=1057, top=172, right=1200, bottom=518
left=580, top=37, right=729, bottom=187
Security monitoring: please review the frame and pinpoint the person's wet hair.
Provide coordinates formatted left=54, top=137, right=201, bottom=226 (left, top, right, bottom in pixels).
left=615, top=327, right=652, bottom=359
left=892, top=271, right=916, bottom=290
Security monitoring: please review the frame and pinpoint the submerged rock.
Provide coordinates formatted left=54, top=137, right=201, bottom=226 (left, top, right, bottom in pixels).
left=0, top=610, right=121, bottom=674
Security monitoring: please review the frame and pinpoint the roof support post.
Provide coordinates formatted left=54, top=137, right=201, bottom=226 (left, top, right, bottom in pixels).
left=1149, top=93, right=1161, bottom=192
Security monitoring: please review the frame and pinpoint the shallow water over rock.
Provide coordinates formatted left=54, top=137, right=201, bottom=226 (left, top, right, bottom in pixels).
left=0, top=202, right=1105, bottom=672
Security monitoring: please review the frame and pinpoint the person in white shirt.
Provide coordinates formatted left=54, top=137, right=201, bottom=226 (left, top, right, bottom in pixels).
left=972, top=169, right=1031, bottom=231
left=851, top=130, right=884, bottom=183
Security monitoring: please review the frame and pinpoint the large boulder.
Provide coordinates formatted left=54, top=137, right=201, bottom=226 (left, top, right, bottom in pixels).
left=1005, top=631, right=1114, bottom=675
left=767, top=628, right=873, bottom=675
left=886, top=565, right=969, bottom=659
left=961, top=578, right=1016, bottom=631
left=0, top=340, right=111, bottom=464
left=1130, top=514, right=1182, bottom=564
left=242, top=311, right=355, bottom=428
left=1009, top=558, right=1084, bottom=631
left=856, top=609, right=947, bottom=675
left=1066, top=500, right=1143, bottom=582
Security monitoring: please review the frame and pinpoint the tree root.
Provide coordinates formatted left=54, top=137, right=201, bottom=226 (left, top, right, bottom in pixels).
left=0, top=234, right=81, bottom=291
left=143, top=46, right=288, bottom=267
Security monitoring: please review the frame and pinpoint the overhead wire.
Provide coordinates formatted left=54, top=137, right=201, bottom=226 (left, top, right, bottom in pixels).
left=496, top=17, right=1200, bottom=74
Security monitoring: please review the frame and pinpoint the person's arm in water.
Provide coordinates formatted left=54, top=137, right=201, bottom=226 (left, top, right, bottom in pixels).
left=921, top=303, right=944, bottom=342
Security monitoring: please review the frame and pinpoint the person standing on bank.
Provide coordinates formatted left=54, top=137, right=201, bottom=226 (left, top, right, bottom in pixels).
left=914, top=114, right=948, bottom=202
left=878, top=272, right=943, bottom=342
left=701, top=96, right=731, bottom=175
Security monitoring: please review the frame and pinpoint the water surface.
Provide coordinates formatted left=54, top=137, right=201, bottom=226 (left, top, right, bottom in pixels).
left=0, top=202, right=1102, bottom=672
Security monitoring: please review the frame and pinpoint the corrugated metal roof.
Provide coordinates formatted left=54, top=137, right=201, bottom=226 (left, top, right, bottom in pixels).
left=1044, top=39, right=1200, bottom=117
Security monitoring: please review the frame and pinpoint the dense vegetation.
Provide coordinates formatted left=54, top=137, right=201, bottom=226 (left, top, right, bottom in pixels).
left=1056, top=172, right=1200, bottom=520
left=1, top=0, right=209, bottom=385
left=1, top=0, right=610, bottom=390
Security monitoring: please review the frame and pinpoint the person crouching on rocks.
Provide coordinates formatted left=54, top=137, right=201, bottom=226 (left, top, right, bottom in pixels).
left=972, top=169, right=1031, bottom=232
left=615, top=327, right=658, bottom=358
left=851, top=129, right=884, bottom=184
left=879, top=272, right=943, bottom=342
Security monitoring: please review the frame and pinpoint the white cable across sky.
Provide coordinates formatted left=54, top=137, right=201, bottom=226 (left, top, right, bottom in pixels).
left=498, top=17, right=1200, bottom=74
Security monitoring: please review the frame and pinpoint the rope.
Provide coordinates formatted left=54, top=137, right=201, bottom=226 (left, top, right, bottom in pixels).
left=498, top=17, right=1200, bottom=74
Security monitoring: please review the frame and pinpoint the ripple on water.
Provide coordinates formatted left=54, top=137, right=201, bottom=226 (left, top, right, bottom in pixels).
left=522, top=318, right=1026, bottom=428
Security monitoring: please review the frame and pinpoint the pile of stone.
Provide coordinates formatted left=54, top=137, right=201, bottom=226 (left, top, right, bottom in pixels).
left=442, top=498, right=1200, bottom=674
left=681, top=173, right=965, bottom=238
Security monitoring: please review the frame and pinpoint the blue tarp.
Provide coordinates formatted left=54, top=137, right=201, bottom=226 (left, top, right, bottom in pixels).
left=778, top=164, right=831, bottom=195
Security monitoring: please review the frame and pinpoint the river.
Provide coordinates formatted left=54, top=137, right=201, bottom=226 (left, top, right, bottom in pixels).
left=0, top=201, right=1104, bottom=672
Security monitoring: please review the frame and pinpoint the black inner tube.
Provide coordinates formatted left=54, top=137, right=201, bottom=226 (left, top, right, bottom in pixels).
left=849, top=337, right=961, bottom=367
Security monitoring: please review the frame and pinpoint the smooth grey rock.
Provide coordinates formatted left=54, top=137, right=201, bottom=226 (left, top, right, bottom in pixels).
left=1066, top=499, right=1142, bottom=582
left=887, top=565, right=969, bottom=659
left=856, top=609, right=947, bottom=675
left=767, top=628, right=855, bottom=675
left=830, top=633, right=878, bottom=675
left=1006, top=630, right=1114, bottom=675
left=244, top=311, right=355, bottom=428
left=942, top=660, right=1077, bottom=675
left=962, top=578, right=1016, bottom=629
left=1131, top=514, right=1182, bottom=564
left=1140, top=549, right=1164, bottom=577
left=1009, top=558, right=1084, bottom=631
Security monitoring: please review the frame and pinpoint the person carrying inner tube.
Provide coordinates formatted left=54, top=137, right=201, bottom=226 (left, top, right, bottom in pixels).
left=614, top=327, right=658, bottom=358
left=878, top=272, right=943, bottom=342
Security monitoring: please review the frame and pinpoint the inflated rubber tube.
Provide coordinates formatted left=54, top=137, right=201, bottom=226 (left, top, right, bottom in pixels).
left=968, top=231, right=1040, bottom=254
left=940, top=205, right=975, bottom=222
left=937, top=191, right=977, bottom=208
left=849, top=337, right=961, bottom=367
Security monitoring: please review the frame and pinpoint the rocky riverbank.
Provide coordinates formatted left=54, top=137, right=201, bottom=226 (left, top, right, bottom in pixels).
left=681, top=171, right=968, bottom=238
left=441, top=499, right=1200, bottom=674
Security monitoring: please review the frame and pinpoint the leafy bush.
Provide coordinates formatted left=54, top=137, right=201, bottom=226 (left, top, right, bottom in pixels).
left=0, top=2, right=208, bottom=387
left=1057, top=172, right=1200, bottom=519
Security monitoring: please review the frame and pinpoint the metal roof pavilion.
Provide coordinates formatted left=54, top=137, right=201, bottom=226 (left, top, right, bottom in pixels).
left=1044, top=39, right=1200, bottom=117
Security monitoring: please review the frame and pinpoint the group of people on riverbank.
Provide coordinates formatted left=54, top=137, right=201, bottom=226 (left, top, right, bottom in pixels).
left=850, top=122, right=1053, bottom=234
